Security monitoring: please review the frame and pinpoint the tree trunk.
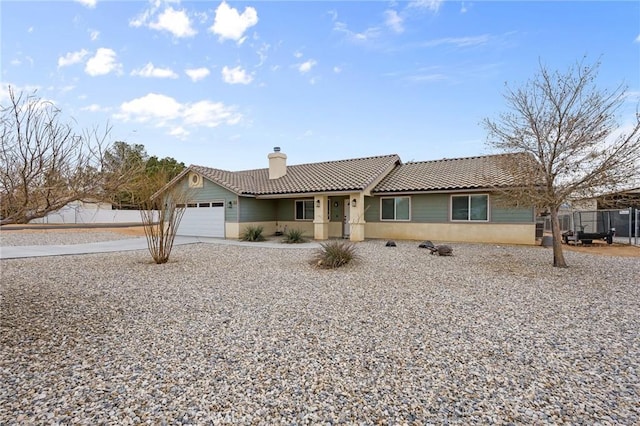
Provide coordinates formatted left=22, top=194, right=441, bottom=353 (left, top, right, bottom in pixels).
left=550, top=208, right=568, bottom=268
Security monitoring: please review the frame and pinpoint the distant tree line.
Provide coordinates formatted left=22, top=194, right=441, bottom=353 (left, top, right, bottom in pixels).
left=103, top=141, right=185, bottom=209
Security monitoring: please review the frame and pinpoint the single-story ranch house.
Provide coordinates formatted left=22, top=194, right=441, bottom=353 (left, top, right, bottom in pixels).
left=159, top=148, right=537, bottom=245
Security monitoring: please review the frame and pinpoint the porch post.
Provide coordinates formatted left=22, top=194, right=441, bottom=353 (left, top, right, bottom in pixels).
left=349, top=192, right=365, bottom=242
left=313, top=195, right=329, bottom=240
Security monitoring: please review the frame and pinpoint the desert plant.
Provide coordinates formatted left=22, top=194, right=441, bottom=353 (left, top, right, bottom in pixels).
left=312, top=240, right=359, bottom=268
left=240, top=225, right=265, bottom=242
left=139, top=170, right=191, bottom=264
left=282, top=228, right=306, bottom=244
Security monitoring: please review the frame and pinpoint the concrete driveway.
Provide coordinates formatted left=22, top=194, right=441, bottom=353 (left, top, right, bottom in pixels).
left=0, top=236, right=320, bottom=259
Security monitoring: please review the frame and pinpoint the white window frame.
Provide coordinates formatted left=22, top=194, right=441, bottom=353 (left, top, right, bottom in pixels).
left=295, top=199, right=314, bottom=221
left=380, top=196, right=411, bottom=221
left=450, top=194, right=489, bottom=222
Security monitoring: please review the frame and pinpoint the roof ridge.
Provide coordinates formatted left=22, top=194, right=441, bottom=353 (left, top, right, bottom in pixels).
left=191, top=164, right=233, bottom=173
left=230, top=153, right=400, bottom=173
left=405, top=152, right=521, bottom=165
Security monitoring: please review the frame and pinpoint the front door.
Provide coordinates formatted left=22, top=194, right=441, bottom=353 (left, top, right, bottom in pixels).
left=343, top=199, right=350, bottom=238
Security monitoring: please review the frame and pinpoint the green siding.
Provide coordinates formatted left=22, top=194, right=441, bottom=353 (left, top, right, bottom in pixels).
left=490, top=203, right=534, bottom=223
left=367, top=194, right=448, bottom=223
left=412, top=194, right=449, bottom=222
left=277, top=199, right=295, bottom=221
left=367, top=193, right=533, bottom=223
left=364, top=197, right=379, bottom=222
left=239, top=198, right=278, bottom=222
left=177, top=176, right=238, bottom=222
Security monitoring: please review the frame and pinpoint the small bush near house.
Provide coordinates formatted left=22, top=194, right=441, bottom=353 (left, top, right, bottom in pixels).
left=241, top=225, right=265, bottom=242
left=282, top=228, right=306, bottom=244
left=312, top=240, right=359, bottom=268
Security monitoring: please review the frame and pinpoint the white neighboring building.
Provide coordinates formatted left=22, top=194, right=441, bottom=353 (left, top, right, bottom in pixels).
left=30, top=200, right=144, bottom=224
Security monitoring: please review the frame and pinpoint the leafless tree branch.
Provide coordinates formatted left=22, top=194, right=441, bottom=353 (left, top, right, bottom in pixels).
left=484, top=59, right=640, bottom=267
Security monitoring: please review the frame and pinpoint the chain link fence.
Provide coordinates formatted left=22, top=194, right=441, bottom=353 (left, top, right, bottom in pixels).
left=544, top=208, right=638, bottom=246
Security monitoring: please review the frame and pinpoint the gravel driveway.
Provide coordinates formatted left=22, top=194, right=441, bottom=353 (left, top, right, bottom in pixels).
left=1, top=237, right=639, bottom=424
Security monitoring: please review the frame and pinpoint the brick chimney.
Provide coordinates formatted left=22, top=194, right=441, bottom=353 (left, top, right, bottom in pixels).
left=268, top=147, right=287, bottom=179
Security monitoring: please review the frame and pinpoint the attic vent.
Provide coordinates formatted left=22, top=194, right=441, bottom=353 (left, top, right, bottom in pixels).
left=188, top=172, right=203, bottom=188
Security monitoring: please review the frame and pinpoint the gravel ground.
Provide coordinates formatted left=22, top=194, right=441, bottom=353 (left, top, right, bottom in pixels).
left=0, top=230, right=137, bottom=246
left=1, top=236, right=639, bottom=425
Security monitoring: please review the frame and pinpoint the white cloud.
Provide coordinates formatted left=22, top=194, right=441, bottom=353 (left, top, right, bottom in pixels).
left=210, top=1, right=258, bottom=43
left=333, top=66, right=342, bottom=73
left=130, top=6, right=154, bottom=28
left=420, top=35, right=490, bottom=48
left=114, top=93, right=241, bottom=131
left=131, top=62, right=179, bottom=79
left=185, top=67, right=210, bottom=82
left=81, top=103, right=107, bottom=112
left=257, top=43, right=270, bottom=66
left=635, top=34, right=640, bottom=43
left=89, top=29, right=100, bottom=41
left=384, top=10, right=404, bottom=33
left=409, top=0, right=443, bottom=13
left=116, top=93, right=183, bottom=124
left=333, top=21, right=381, bottom=43
left=183, top=100, right=241, bottom=127
left=59, top=85, right=76, bottom=94
left=58, top=49, right=89, bottom=68
left=293, top=51, right=303, bottom=59
left=298, top=59, right=317, bottom=74
left=149, top=6, right=196, bottom=38
left=75, top=0, right=97, bottom=8
left=221, top=66, right=253, bottom=84
left=169, top=126, right=189, bottom=138
left=406, top=73, right=448, bottom=83
left=85, top=48, right=121, bottom=76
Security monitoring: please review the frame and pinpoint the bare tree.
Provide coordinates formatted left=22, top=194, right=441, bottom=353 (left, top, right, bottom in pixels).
left=484, top=59, right=640, bottom=267
left=138, top=171, right=191, bottom=264
left=0, top=87, right=138, bottom=224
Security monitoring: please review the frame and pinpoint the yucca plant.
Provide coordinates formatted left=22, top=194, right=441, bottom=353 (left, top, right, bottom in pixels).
left=312, top=240, right=359, bottom=268
left=240, top=225, right=265, bottom=242
left=282, top=228, right=306, bottom=244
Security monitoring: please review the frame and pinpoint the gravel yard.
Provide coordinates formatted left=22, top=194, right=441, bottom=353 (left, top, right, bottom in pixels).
left=1, top=235, right=639, bottom=424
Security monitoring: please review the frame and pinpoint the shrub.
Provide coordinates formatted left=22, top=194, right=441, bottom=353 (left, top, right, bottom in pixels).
left=312, top=240, right=359, bottom=268
left=282, top=228, right=306, bottom=244
left=240, top=225, right=265, bottom=242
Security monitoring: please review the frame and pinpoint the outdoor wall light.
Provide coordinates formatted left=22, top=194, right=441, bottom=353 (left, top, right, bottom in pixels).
left=352, top=198, right=357, bottom=207
left=228, top=201, right=233, bottom=208
left=316, top=199, right=321, bottom=208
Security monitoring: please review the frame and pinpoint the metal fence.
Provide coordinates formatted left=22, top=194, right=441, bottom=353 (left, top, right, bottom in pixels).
left=545, top=208, right=638, bottom=246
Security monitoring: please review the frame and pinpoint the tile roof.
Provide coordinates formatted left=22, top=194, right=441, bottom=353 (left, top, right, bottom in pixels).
left=191, top=154, right=401, bottom=196
left=372, top=153, right=531, bottom=193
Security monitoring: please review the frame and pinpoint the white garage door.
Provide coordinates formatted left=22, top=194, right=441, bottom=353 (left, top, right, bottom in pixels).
left=177, top=201, right=225, bottom=238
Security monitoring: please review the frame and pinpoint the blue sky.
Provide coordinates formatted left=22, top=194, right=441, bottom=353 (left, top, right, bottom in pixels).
left=2, top=0, right=639, bottom=171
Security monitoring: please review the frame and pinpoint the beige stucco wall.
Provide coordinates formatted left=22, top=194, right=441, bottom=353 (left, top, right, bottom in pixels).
left=329, top=222, right=343, bottom=238
left=365, top=222, right=536, bottom=245
left=228, top=221, right=315, bottom=239
left=228, top=220, right=535, bottom=245
left=225, top=222, right=240, bottom=239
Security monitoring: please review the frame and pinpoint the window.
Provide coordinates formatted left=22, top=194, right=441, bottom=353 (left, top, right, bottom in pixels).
left=295, top=200, right=314, bottom=220
left=381, top=197, right=410, bottom=221
left=451, top=194, right=488, bottom=221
